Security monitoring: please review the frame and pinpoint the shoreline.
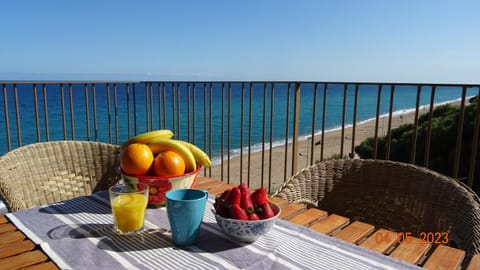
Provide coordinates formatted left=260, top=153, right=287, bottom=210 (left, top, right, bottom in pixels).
left=209, top=96, right=473, bottom=167
left=209, top=100, right=463, bottom=192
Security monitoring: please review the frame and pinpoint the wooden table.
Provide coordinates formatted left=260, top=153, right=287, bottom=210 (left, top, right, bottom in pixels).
left=1, top=176, right=480, bottom=270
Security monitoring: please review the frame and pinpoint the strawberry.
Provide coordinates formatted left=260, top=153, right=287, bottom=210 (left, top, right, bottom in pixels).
left=238, top=184, right=255, bottom=214
left=225, top=187, right=241, bottom=207
left=250, top=187, right=269, bottom=206
left=238, top=183, right=251, bottom=196
left=230, top=204, right=248, bottom=220
left=215, top=197, right=230, bottom=218
left=219, top=188, right=231, bottom=203
left=248, top=212, right=260, bottom=221
left=258, top=203, right=275, bottom=219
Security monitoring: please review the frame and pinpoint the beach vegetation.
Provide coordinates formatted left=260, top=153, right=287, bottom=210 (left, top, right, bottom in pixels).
left=355, top=98, right=480, bottom=194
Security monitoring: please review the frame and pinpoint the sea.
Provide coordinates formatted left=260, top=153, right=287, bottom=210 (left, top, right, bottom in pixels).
left=0, top=82, right=478, bottom=165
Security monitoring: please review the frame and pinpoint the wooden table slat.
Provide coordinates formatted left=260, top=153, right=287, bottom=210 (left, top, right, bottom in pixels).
left=0, top=216, right=7, bottom=224
left=467, top=254, right=480, bottom=270
left=287, top=208, right=328, bottom=227
left=205, top=183, right=235, bottom=196
left=278, top=203, right=307, bottom=220
left=360, top=229, right=398, bottom=254
left=22, top=261, right=59, bottom=270
left=0, top=239, right=36, bottom=259
left=0, top=231, right=25, bottom=246
left=423, top=245, right=465, bottom=270
left=332, top=221, right=375, bottom=244
left=389, top=237, right=431, bottom=265
left=0, top=250, right=48, bottom=270
left=271, top=197, right=289, bottom=207
left=0, top=223, right=17, bottom=234
left=309, top=214, right=349, bottom=235
left=193, top=179, right=226, bottom=191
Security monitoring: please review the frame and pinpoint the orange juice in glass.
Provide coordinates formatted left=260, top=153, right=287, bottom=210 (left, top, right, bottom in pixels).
left=109, top=182, right=149, bottom=235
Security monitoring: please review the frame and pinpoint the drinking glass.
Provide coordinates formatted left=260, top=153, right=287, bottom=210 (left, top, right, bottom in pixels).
left=109, top=182, right=149, bottom=235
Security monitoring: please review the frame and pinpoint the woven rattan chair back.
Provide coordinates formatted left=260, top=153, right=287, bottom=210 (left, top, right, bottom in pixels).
left=0, top=141, right=121, bottom=212
left=272, top=159, right=480, bottom=261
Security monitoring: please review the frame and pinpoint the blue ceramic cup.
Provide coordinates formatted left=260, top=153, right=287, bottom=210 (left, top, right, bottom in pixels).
left=165, top=189, right=208, bottom=246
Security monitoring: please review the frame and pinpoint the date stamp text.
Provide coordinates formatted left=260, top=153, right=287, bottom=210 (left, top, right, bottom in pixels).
left=375, top=231, right=449, bottom=245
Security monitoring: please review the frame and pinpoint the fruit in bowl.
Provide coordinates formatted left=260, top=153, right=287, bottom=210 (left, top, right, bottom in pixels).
left=119, top=130, right=211, bottom=207
left=212, top=184, right=281, bottom=242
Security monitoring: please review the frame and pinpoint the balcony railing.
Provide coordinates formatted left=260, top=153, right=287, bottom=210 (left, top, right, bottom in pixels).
left=1, top=81, right=479, bottom=193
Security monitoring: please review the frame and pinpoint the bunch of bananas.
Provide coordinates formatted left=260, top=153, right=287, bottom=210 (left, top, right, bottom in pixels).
left=120, top=129, right=212, bottom=175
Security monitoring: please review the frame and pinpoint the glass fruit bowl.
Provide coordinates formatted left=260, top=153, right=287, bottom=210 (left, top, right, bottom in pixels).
left=118, top=166, right=202, bottom=207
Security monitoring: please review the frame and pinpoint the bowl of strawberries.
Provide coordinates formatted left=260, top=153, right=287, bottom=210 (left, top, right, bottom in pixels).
left=212, top=183, right=281, bottom=243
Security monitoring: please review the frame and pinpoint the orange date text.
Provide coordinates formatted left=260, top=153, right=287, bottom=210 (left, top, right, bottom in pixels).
left=374, top=231, right=449, bottom=245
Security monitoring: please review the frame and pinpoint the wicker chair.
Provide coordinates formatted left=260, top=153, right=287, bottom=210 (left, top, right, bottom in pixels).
left=271, top=159, right=480, bottom=262
left=0, top=141, right=121, bottom=212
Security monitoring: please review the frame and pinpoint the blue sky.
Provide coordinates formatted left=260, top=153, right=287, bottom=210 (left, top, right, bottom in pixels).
left=1, top=0, right=479, bottom=83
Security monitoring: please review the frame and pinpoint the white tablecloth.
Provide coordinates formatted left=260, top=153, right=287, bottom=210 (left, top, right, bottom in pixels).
left=8, top=191, right=421, bottom=270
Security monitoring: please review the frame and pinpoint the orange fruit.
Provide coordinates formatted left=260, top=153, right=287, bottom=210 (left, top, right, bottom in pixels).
left=121, top=143, right=154, bottom=175
left=153, top=150, right=186, bottom=177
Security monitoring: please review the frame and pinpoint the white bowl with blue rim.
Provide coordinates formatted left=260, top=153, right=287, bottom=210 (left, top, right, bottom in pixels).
left=211, top=202, right=281, bottom=243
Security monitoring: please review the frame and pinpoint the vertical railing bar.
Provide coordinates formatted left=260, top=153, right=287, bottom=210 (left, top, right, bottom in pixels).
left=240, top=82, right=245, bottom=183
left=283, top=83, right=291, bottom=182
left=221, top=82, right=225, bottom=181
left=385, top=85, right=395, bottom=160
left=209, top=82, right=213, bottom=177
left=43, top=83, right=49, bottom=141
left=162, top=82, right=167, bottom=129
left=157, top=83, right=162, bottom=129
left=310, top=83, right=319, bottom=166
left=114, top=83, right=119, bottom=144
left=92, top=83, right=98, bottom=141
left=247, top=82, right=253, bottom=187
left=203, top=82, right=207, bottom=177
left=268, top=83, right=275, bottom=191
left=340, top=83, right=348, bottom=157
left=424, top=85, right=436, bottom=167
left=373, top=84, right=382, bottom=159
left=106, top=83, right=112, bottom=143
left=133, top=83, right=137, bottom=135
left=33, top=83, right=41, bottom=142
left=351, top=84, right=359, bottom=156
left=126, top=83, right=131, bottom=139
left=410, top=85, right=422, bottom=164
left=171, top=82, right=176, bottom=135
left=192, top=82, right=196, bottom=145
left=467, top=87, right=480, bottom=188
left=144, top=83, right=149, bottom=131
left=3, top=84, right=11, bottom=151
left=60, top=83, right=67, bottom=140
left=320, top=84, right=327, bottom=161
left=227, top=82, right=232, bottom=184
left=150, top=82, right=154, bottom=130
left=13, top=84, right=21, bottom=147
left=68, top=83, right=75, bottom=140
left=453, top=86, right=467, bottom=179
left=291, top=82, right=301, bottom=176
left=261, top=82, right=267, bottom=186
left=177, top=83, right=182, bottom=139
left=187, top=82, right=191, bottom=142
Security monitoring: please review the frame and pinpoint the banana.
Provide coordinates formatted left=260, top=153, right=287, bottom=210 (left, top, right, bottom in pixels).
left=120, top=129, right=174, bottom=149
left=148, top=138, right=197, bottom=172
left=179, top=141, right=212, bottom=168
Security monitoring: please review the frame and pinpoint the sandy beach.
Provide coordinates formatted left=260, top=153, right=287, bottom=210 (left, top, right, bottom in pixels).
left=209, top=101, right=459, bottom=193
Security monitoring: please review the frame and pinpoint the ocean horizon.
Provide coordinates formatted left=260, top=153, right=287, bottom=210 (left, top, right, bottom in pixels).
left=1, top=82, right=477, bottom=164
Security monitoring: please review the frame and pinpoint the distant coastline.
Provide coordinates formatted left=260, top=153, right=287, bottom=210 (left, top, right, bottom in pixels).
left=210, top=98, right=467, bottom=192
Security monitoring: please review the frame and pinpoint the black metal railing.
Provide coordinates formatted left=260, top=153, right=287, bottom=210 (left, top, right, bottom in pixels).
left=1, top=81, right=479, bottom=193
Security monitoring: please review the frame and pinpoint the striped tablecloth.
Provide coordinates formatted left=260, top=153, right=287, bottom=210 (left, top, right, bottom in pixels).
left=7, top=192, right=421, bottom=270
